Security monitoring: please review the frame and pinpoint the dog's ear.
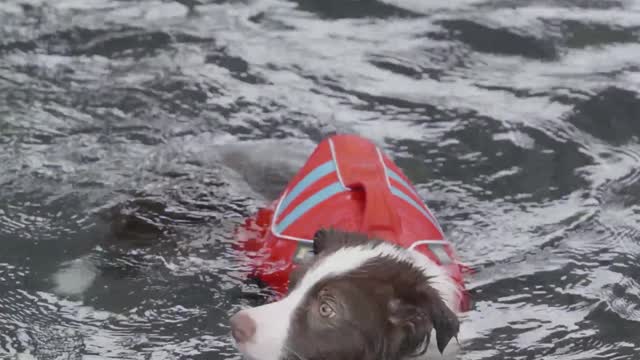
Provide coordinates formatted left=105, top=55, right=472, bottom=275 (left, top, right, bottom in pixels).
left=313, top=228, right=370, bottom=255
left=429, top=294, right=459, bottom=353
left=312, top=228, right=331, bottom=255
left=388, top=297, right=432, bottom=356
left=387, top=286, right=459, bottom=355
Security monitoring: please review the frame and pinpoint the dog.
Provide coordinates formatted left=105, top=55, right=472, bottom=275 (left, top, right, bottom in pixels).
left=229, top=134, right=467, bottom=360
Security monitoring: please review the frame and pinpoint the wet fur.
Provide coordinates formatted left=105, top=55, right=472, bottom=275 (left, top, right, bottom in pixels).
left=283, top=228, right=460, bottom=360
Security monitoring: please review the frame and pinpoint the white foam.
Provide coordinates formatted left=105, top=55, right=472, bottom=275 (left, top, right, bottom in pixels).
left=380, top=0, right=486, bottom=12
left=52, top=256, right=97, bottom=297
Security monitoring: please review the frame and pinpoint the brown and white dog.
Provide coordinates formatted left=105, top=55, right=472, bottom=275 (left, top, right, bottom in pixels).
left=229, top=228, right=462, bottom=360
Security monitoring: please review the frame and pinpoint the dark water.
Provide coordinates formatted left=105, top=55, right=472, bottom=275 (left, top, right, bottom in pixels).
left=1, top=0, right=640, bottom=359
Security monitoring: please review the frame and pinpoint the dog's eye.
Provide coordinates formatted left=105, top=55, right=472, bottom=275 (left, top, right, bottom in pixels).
left=319, top=302, right=336, bottom=318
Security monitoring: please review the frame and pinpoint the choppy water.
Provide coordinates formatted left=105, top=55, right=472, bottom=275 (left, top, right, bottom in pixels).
left=1, top=0, right=640, bottom=359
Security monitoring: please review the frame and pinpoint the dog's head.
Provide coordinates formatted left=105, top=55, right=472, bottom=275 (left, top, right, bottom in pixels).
left=230, top=229, right=460, bottom=360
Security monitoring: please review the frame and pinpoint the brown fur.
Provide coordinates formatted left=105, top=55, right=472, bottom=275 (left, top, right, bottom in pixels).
left=283, top=228, right=459, bottom=360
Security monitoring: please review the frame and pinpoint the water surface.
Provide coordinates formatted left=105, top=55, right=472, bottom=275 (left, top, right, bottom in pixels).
left=1, top=0, right=640, bottom=359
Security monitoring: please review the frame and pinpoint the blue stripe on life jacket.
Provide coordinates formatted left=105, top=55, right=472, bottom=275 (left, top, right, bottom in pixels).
left=387, top=168, right=420, bottom=198
left=275, top=182, right=347, bottom=234
left=390, top=185, right=440, bottom=231
left=278, top=160, right=336, bottom=216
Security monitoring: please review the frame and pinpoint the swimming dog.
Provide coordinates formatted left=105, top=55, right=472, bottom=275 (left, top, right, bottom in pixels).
left=229, top=134, right=468, bottom=360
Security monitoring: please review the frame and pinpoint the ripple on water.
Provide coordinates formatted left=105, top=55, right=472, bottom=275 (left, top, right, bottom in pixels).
left=1, top=0, right=640, bottom=359
left=567, top=87, right=640, bottom=145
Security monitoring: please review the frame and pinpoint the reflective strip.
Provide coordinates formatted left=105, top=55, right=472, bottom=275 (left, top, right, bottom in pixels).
left=390, top=186, right=440, bottom=230
left=278, top=161, right=336, bottom=216
left=328, top=138, right=348, bottom=189
left=409, top=241, right=452, bottom=264
left=275, top=182, right=346, bottom=234
left=427, top=243, right=452, bottom=265
left=408, top=240, right=449, bottom=250
left=387, top=168, right=420, bottom=198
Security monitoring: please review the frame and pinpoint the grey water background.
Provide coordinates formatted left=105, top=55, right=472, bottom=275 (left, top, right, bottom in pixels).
left=1, top=0, right=640, bottom=359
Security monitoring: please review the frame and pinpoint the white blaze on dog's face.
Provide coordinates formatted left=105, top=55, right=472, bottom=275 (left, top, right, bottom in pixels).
left=230, top=229, right=461, bottom=360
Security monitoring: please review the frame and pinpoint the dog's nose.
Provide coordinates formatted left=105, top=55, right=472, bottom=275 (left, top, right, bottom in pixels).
left=230, top=312, right=256, bottom=344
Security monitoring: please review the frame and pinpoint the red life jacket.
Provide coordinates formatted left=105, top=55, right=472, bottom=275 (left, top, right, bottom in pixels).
left=233, top=134, right=471, bottom=312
